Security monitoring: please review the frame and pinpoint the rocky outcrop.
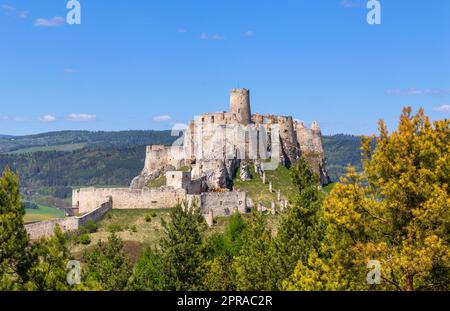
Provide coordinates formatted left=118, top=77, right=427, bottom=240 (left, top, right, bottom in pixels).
left=130, top=164, right=175, bottom=190
left=191, top=160, right=229, bottom=190
left=239, top=161, right=251, bottom=181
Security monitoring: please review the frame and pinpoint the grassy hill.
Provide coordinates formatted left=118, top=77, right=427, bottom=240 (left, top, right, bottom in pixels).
left=0, top=130, right=178, bottom=154
left=322, top=134, right=362, bottom=181
left=24, top=204, right=65, bottom=223
left=233, top=163, right=295, bottom=207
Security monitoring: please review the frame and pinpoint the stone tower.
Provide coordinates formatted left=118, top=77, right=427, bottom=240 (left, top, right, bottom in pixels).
left=230, top=88, right=251, bottom=125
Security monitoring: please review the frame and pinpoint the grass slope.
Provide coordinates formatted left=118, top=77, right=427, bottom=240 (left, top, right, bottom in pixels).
left=233, top=163, right=295, bottom=207
left=24, top=204, right=65, bottom=223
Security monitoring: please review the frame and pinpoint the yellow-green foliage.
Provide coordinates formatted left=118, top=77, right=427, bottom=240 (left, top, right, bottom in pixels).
left=284, top=108, right=450, bottom=291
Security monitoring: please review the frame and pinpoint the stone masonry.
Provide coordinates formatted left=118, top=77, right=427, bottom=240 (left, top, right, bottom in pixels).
left=73, top=88, right=329, bottom=222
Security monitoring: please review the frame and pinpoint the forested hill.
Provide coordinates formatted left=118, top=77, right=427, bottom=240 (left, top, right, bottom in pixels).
left=0, top=131, right=363, bottom=198
left=322, top=134, right=362, bottom=181
left=0, top=130, right=177, bottom=154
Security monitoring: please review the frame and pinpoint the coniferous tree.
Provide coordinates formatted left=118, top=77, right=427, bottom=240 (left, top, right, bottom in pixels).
left=233, top=211, right=277, bottom=291
left=128, top=247, right=164, bottom=291
left=24, top=226, right=72, bottom=291
left=0, top=167, right=30, bottom=290
left=158, top=202, right=207, bottom=290
left=202, top=213, right=246, bottom=290
left=83, top=233, right=132, bottom=291
left=274, top=157, right=325, bottom=288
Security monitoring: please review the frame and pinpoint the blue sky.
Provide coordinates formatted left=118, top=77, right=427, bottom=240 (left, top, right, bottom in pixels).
left=1, top=0, right=449, bottom=136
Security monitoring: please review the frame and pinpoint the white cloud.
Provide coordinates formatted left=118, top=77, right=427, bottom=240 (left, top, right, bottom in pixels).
left=339, top=0, right=365, bottom=8
left=200, top=33, right=224, bottom=40
left=1, top=5, right=28, bottom=18
left=34, top=16, right=65, bottom=27
left=0, top=116, right=30, bottom=122
left=40, top=115, right=56, bottom=122
left=12, top=117, right=27, bottom=122
left=64, top=67, right=79, bottom=74
left=153, top=115, right=172, bottom=122
left=433, top=105, right=450, bottom=114
left=385, top=88, right=450, bottom=96
left=67, top=113, right=96, bottom=122
left=244, top=31, right=254, bottom=37
left=211, top=34, right=223, bottom=40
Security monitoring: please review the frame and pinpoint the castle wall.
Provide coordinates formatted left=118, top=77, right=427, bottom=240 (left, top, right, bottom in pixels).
left=277, top=116, right=299, bottom=166
left=26, top=197, right=112, bottom=240
left=143, top=145, right=185, bottom=173
left=73, top=187, right=186, bottom=214
left=165, top=171, right=191, bottom=192
left=198, top=191, right=247, bottom=217
left=25, top=217, right=79, bottom=240
left=77, top=198, right=113, bottom=227
left=295, top=122, right=323, bottom=154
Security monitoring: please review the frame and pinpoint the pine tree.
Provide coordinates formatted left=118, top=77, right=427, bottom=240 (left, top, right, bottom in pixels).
left=274, top=157, right=325, bottom=288
left=202, top=213, right=246, bottom=291
left=83, top=233, right=132, bottom=291
left=24, top=226, right=72, bottom=291
left=128, top=247, right=164, bottom=291
left=158, top=202, right=207, bottom=290
left=0, top=167, right=30, bottom=290
left=233, top=211, right=277, bottom=291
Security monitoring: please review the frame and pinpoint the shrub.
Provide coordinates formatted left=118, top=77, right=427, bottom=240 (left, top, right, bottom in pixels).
left=108, top=224, right=123, bottom=233
left=130, top=225, right=138, bottom=233
left=151, top=212, right=157, bottom=218
left=145, top=214, right=152, bottom=222
left=83, top=220, right=98, bottom=233
left=78, top=233, right=91, bottom=245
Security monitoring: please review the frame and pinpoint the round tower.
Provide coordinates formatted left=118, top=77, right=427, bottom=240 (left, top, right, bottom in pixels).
left=230, top=88, right=251, bottom=125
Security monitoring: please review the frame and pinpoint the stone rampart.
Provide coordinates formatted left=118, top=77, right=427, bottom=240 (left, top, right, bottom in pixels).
left=73, top=187, right=186, bottom=214
left=25, top=197, right=112, bottom=240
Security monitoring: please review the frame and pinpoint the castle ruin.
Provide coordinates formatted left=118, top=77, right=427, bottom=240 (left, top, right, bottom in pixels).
left=73, top=88, right=329, bottom=220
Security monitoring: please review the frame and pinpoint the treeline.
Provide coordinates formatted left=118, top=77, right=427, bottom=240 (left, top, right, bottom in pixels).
left=0, top=146, right=147, bottom=190
left=322, top=134, right=362, bottom=180
left=0, top=130, right=178, bottom=153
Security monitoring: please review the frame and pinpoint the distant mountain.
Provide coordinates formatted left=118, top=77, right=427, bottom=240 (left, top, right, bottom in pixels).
left=322, top=134, right=363, bottom=181
left=0, top=130, right=179, bottom=154
left=0, top=135, right=15, bottom=139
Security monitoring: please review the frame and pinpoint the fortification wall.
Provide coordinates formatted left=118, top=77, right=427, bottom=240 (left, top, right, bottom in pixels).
left=295, top=122, right=323, bottom=154
left=165, top=171, right=191, bottom=191
left=73, top=187, right=186, bottom=214
left=26, top=197, right=112, bottom=240
left=277, top=116, right=299, bottom=166
left=198, top=191, right=247, bottom=217
left=143, top=145, right=185, bottom=173
left=25, top=217, right=79, bottom=240
left=77, top=198, right=112, bottom=227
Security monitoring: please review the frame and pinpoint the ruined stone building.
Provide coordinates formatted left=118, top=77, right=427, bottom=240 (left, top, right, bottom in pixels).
left=73, top=88, right=329, bottom=219
left=131, top=88, right=329, bottom=189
